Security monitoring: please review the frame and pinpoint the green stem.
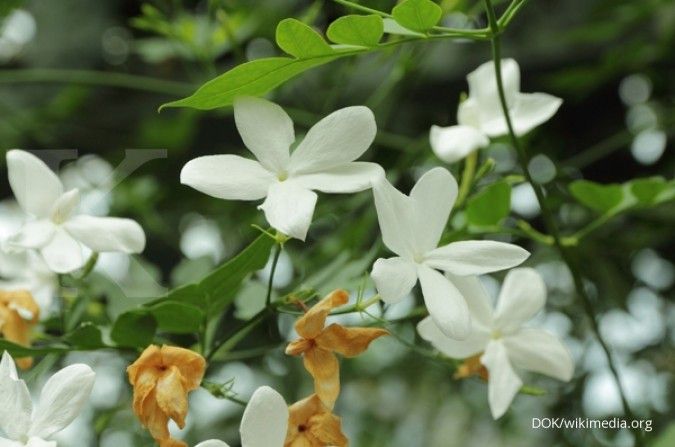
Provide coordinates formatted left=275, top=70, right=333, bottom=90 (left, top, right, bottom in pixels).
left=456, top=151, right=478, bottom=209
left=0, top=69, right=194, bottom=95
left=568, top=213, right=616, bottom=243
left=265, top=244, right=283, bottom=307
left=206, top=307, right=269, bottom=361
left=77, top=252, right=99, bottom=280
left=483, top=0, right=638, bottom=425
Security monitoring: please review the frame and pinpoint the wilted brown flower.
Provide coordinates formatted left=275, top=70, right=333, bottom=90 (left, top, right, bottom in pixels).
left=285, top=393, right=348, bottom=447
left=286, top=290, right=388, bottom=408
left=0, top=290, right=39, bottom=369
left=127, top=345, right=206, bottom=447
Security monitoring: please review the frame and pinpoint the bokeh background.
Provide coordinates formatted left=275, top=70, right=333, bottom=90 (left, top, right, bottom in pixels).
left=0, top=0, right=673, bottom=446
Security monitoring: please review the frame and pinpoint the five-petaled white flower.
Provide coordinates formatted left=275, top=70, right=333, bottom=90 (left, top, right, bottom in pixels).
left=417, top=268, right=574, bottom=419
left=370, top=167, right=530, bottom=339
left=180, top=96, right=383, bottom=241
left=0, top=351, right=96, bottom=446
left=430, top=59, right=562, bottom=163
left=4, top=150, right=146, bottom=274
left=195, top=386, right=288, bottom=447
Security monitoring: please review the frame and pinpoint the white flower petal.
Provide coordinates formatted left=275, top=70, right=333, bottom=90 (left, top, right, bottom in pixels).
left=29, top=364, right=95, bottom=439
left=425, top=240, right=529, bottom=276
left=503, top=328, right=574, bottom=381
left=64, top=215, right=145, bottom=254
left=509, top=92, right=562, bottom=136
left=25, top=439, right=57, bottom=447
left=240, top=386, right=288, bottom=447
left=371, top=257, right=417, bottom=304
left=39, top=229, right=84, bottom=274
left=289, top=106, right=376, bottom=174
left=195, top=441, right=230, bottom=447
left=417, top=265, right=471, bottom=340
left=258, top=182, right=317, bottom=241
left=456, top=97, right=482, bottom=128
left=493, top=267, right=546, bottom=332
left=0, top=351, right=19, bottom=380
left=234, top=96, right=293, bottom=173
left=467, top=59, right=520, bottom=110
left=292, top=162, right=383, bottom=193
left=0, top=353, right=32, bottom=441
left=417, top=316, right=488, bottom=359
left=372, top=176, right=417, bottom=258
left=0, top=438, right=21, bottom=447
left=481, top=340, right=522, bottom=419
left=6, top=220, right=56, bottom=249
left=410, top=167, right=458, bottom=254
left=430, top=125, right=489, bottom=164
left=445, top=273, right=493, bottom=329
left=49, top=189, right=79, bottom=224
left=181, top=155, right=275, bottom=201
left=6, top=150, right=64, bottom=218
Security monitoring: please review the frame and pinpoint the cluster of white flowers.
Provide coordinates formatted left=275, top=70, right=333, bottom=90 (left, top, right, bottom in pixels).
left=0, top=57, right=574, bottom=444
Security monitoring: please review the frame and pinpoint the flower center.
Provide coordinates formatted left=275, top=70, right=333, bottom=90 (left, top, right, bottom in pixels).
left=277, top=170, right=289, bottom=181
left=490, top=329, right=502, bottom=340
left=413, top=253, right=425, bottom=264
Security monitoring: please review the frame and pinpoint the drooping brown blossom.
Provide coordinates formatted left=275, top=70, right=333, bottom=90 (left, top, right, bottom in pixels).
left=127, top=345, right=206, bottom=447
left=0, top=290, right=39, bottom=369
left=285, top=393, right=348, bottom=447
left=286, top=289, right=388, bottom=408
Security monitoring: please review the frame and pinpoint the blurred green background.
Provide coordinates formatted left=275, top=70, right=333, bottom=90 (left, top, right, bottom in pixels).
left=0, top=0, right=673, bottom=446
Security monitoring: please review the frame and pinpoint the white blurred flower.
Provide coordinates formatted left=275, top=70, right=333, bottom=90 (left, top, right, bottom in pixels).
left=0, top=10, right=36, bottom=62
left=0, top=351, right=96, bottom=446
left=0, top=201, right=57, bottom=313
left=181, top=97, right=382, bottom=241
left=0, top=251, right=56, bottom=314
left=430, top=59, right=562, bottom=163
left=195, top=386, right=288, bottom=447
left=4, top=150, right=146, bottom=274
left=257, top=250, right=293, bottom=289
left=59, top=155, right=114, bottom=216
left=418, top=268, right=574, bottom=419
left=371, top=167, right=529, bottom=339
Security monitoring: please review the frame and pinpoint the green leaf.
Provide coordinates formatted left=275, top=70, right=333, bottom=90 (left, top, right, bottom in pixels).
left=143, top=234, right=275, bottom=318
left=65, top=323, right=105, bottom=349
left=569, top=180, right=626, bottom=213
left=629, top=177, right=668, bottom=205
left=327, top=15, right=384, bottom=47
left=0, top=340, right=69, bottom=357
left=276, top=18, right=334, bottom=58
left=161, top=56, right=340, bottom=110
left=148, top=301, right=204, bottom=333
left=111, top=311, right=157, bottom=348
left=200, top=235, right=275, bottom=314
left=466, top=181, right=512, bottom=226
left=392, top=0, right=442, bottom=33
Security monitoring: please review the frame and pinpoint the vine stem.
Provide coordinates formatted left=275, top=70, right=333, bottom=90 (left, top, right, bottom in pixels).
left=482, top=0, right=638, bottom=426
left=266, top=243, right=283, bottom=307
left=456, top=151, right=478, bottom=209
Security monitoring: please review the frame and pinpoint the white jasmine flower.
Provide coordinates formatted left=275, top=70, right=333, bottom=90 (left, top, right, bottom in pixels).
left=4, top=150, right=146, bottom=274
left=430, top=59, right=562, bottom=163
left=371, top=167, right=529, bottom=339
left=0, top=351, right=96, bottom=446
left=195, top=386, right=288, bottom=447
left=417, top=268, right=574, bottom=419
left=0, top=251, right=57, bottom=314
left=180, top=97, right=382, bottom=241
